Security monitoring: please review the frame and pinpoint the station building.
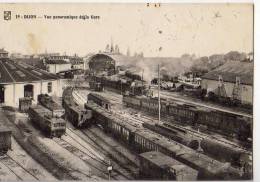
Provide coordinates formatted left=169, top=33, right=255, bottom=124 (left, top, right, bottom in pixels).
left=88, top=53, right=117, bottom=76
left=201, top=60, right=253, bottom=105
left=0, top=50, right=63, bottom=107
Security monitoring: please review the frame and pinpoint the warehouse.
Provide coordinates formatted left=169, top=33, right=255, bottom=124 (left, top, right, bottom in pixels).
left=45, top=59, right=72, bottom=74
left=201, top=61, right=253, bottom=105
left=0, top=57, right=63, bottom=107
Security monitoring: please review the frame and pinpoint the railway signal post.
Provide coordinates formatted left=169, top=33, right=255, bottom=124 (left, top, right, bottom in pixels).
left=107, top=160, right=113, bottom=180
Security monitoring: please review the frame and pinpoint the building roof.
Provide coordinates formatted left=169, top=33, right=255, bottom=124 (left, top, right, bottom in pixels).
left=45, top=59, right=70, bottom=64
left=0, top=48, right=8, bottom=54
left=89, top=53, right=134, bottom=65
left=139, top=151, right=197, bottom=175
left=201, top=61, right=253, bottom=85
left=70, top=57, right=84, bottom=65
left=14, top=58, right=46, bottom=70
left=0, top=58, right=60, bottom=84
left=140, top=151, right=182, bottom=167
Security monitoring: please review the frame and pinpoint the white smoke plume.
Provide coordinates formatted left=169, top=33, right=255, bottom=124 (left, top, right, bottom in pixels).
left=117, top=56, right=195, bottom=83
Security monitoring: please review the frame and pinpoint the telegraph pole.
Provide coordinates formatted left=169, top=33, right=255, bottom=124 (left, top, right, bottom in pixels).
left=158, top=64, right=161, bottom=123
left=142, top=69, right=144, bottom=95
left=120, top=80, right=123, bottom=95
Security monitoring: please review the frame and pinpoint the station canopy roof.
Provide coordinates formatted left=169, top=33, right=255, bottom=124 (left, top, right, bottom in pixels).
left=201, top=61, right=253, bottom=85
left=0, top=58, right=60, bottom=84
left=89, top=52, right=137, bottom=65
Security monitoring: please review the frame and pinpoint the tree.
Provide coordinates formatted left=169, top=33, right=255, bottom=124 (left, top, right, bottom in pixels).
left=224, top=51, right=246, bottom=61
left=200, top=56, right=209, bottom=63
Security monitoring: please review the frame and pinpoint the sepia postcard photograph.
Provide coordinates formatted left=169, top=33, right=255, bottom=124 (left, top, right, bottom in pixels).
left=0, top=1, right=256, bottom=181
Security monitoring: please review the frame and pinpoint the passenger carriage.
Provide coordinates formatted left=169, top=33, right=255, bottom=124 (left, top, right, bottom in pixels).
left=87, top=93, right=111, bottom=110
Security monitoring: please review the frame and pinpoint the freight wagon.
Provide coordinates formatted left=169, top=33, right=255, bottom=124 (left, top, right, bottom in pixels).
left=123, top=95, right=252, bottom=142
left=144, top=122, right=250, bottom=168
left=139, top=151, right=198, bottom=180
left=0, top=127, right=12, bottom=155
left=87, top=93, right=111, bottom=110
left=85, top=102, right=244, bottom=180
left=38, top=94, right=65, bottom=118
left=28, top=105, right=66, bottom=138
left=89, top=80, right=104, bottom=92
left=62, top=87, right=93, bottom=127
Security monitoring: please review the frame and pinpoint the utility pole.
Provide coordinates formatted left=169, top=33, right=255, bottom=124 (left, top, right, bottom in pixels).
left=121, top=80, right=122, bottom=95
left=158, top=64, right=161, bottom=123
left=142, top=69, right=144, bottom=95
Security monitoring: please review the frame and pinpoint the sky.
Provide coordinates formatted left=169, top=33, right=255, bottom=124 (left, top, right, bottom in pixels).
left=0, top=3, right=253, bottom=57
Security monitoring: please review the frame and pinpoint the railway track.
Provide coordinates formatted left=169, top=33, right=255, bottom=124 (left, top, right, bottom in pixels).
left=73, top=88, right=250, bottom=153
left=105, top=92, right=251, bottom=153
left=73, top=88, right=143, bottom=128
left=52, top=137, right=111, bottom=180
left=139, top=113, right=251, bottom=153
left=66, top=127, right=106, bottom=158
left=81, top=127, right=139, bottom=178
left=66, top=129, right=134, bottom=180
left=95, top=92, right=251, bottom=154
left=65, top=125, right=136, bottom=180
left=159, top=91, right=253, bottom=118
left=63, top=88, right=138, bottom=179
left=0, top=154, right=40, bottom=180
left=0, top=158, right=23, bottom=180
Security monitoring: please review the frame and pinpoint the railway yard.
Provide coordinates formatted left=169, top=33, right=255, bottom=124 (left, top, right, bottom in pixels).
left=0, top=2, right=255, bottom=180
left=0, top=79, right=253, bottom=181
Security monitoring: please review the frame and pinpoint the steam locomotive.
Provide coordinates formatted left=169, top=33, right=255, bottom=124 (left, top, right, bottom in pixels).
left=90, top=75, right=146, bottom=96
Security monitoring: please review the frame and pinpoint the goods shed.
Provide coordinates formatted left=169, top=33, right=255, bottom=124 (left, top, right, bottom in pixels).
left=0, top=58, right=62, bottom=107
